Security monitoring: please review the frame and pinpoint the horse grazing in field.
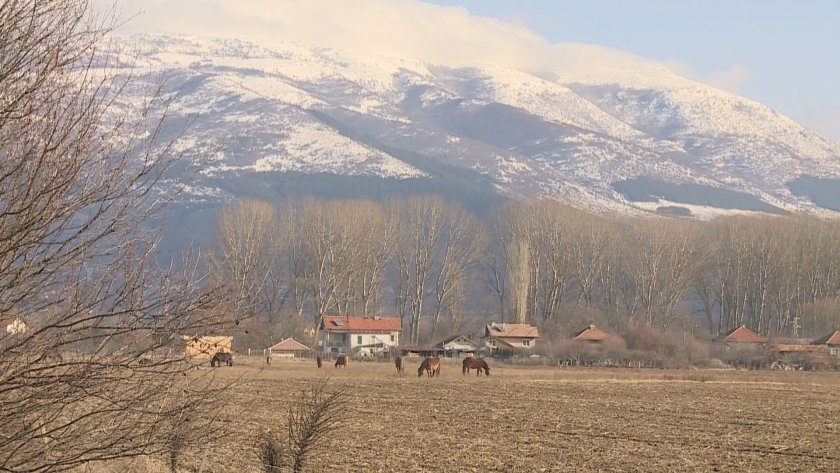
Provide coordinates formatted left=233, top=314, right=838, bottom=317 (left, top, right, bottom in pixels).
left=43, top=350, right=63, bottom=363
left=462, top=356, right=490, bottom=376
left=395, top=356, right=403, bottom=375
left=210, top=352, right=233, bottom=367
left=335, top=354, right=349, bottom=368
left=417, top=357, right=441, bottom=378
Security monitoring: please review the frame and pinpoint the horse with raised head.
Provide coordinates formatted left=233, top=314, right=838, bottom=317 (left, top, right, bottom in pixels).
left=395, top=356, right=403, bottom=375
left=335, top=354, right=349, bottom=368
left=211, top=351, right=233, bottom=367
left=417, top=357, right=441, bottom=378
left=462, top=356, right=490, bottom=376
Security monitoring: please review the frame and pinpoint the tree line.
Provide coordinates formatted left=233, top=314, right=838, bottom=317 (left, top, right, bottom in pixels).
left=213, top=197, right=840, bottom=345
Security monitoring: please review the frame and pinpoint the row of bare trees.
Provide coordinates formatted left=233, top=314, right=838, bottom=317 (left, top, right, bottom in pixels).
left=214, top=198, right=840, bottom=343
left=212, top=197, right=483, bottom=344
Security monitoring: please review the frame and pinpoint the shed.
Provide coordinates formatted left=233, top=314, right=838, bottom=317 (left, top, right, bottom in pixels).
left=184, top=335, right=233, bottom=357
left=269, top=337, right=311, bottom=358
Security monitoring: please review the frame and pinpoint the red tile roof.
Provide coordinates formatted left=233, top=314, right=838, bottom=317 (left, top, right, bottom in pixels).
left=322, top=316, right=401, bottom=334
left=485, top=322, right=540, bottom=339
left=574, top=324, right=610, bottom=342
left=269, top=338, right=311, bottom=352
left=721, top=325, right=766, bottom=344
left=769, top=343, right=828, bottom=354
left=812, top=330, right=840, bottom=345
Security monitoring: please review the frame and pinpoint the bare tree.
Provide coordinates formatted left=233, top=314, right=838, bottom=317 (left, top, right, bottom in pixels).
left=213, top=199, right=279, bottom=318
left=391, top=196, right=445, bottom=343
left=0, top=1, right=227, bottom=471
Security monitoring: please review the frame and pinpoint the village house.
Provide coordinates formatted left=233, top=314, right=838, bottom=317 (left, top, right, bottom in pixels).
left=268, top=337, right=311, bottom=358
left=436, top=334, right=480, bottom=357
left=319, top=315, right=401, bottom=357
left=573, top=324, right=610, bottom=344
left=718, top=325, right=766, bottom=349
left=482, top=322, right=539, bottom=352
left=812, top=330, right=840, bottom=356
left=1, top=316, right=27, bottom=335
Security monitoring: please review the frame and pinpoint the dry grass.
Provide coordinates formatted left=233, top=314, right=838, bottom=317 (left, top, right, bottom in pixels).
left=89, top=357, right=840, bottom=472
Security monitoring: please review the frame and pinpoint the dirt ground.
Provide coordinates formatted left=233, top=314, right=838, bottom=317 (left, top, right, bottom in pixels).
left=168, top=357, right=840, bottom=472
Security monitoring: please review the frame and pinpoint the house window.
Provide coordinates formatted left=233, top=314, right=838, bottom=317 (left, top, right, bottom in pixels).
left=390, top=334, right=395, bottom=342
left=831, top=347, right=840, bottom=356
left=357, top=335, right=363, bottom=345
left=523, top=339, right=531, bottom=347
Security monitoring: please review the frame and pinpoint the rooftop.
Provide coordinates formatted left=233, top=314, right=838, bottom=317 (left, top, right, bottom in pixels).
left=573, top=324, right=610, bottom=342
left=269, top=337, right=311, bottom=352
left=720, top=325, right=766, bottom=344
left=485, top=322, right=540, bottom=339
left=322, top=315, right=401, bottom=334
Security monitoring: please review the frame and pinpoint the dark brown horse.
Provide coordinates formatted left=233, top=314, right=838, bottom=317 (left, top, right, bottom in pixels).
left=462, top=356, right=490, bottom=376
left=335, top=354, right=349, bottom=368
left=395, top=356, right=403, bottom=375
left=417, top=357, right=441, bottom=378
left=211, top=352, right=233, bottom=367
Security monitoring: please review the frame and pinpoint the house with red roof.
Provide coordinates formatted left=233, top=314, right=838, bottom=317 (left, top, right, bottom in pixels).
left=573, top=324, right=610, bottom=344
left=812, top=330, right=840, bottom=356
left=718, top=325, right=766, bottom=349
left=319, top=315, right=401, bottom=356
left=268, top=337, right=311, bottom=358
left=482, top=322, right=539, bottom=351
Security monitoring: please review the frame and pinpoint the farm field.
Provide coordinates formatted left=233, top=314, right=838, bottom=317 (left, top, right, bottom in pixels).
left=171, top=358, right=840, bottom=472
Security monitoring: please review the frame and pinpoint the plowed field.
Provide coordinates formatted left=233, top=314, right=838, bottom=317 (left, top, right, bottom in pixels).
left=176, top=358, right=840, bottom=472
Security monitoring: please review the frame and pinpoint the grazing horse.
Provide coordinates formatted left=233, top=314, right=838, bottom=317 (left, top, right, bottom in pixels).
left=417, top=357, right=441, bottom=378
left=462, top=356, right=490, bottom=376
left=43, top=350, right=63, bottom=363
left=210, top=352, right=233, bottom=367
left=395, top=356, right=403, bottom=375
left=335, top=354, right=349, bottom=368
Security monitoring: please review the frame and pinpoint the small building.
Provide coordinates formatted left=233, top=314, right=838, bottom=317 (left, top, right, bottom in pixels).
left=398, top=345, right=444, bottom=358
left=2, top=316, right=27, bottom=335
left=812, top=330, right=840, bottom=356
left=573, top=324, right=610, bottom=344
left=320, top=315, right=401, bottom=356
left=482, top=322, right=540, bottom=352
left=718, top=325, right=766, bottom=349
left=436, top=334, right=479, bottom=357
left=269, top=337, right=311, bottom=358
left=184, top=335, right=233, bottom=357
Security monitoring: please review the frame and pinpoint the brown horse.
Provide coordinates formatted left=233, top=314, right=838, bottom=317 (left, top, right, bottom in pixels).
left=395, top=356, right=403, bottom=375
left=417, top=357, right=441, bottom=378
left=462, top=356, right=490, bottom=376
left=335, top=354, right=349, bottom=368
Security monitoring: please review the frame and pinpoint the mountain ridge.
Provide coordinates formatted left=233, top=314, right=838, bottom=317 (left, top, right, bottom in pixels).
left=111, top=33, right=840, bottom=218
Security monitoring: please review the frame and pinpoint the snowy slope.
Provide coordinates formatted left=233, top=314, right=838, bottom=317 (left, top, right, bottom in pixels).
left=110, top=34, right=840, bottom=216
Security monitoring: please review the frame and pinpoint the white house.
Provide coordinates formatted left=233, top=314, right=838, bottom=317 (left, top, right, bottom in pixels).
left=319, top=315, right=401, bottom=357
left=436, top=334, right=480, bottom=357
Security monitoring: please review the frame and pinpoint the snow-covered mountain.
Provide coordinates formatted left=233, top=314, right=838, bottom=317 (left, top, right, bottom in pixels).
left=113, top=34, right=840, bottom=218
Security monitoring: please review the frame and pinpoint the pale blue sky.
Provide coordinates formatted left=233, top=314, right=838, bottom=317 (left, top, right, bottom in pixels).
left=428, top=0, right=840, bottom=141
